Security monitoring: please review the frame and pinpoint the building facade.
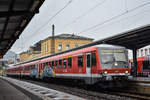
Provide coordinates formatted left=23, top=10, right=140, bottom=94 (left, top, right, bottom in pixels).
left=41, top=34, right=94, bottom=57
left=136, top=45, right=150, bottom=57
left=20, top=41, right=41, bottom=62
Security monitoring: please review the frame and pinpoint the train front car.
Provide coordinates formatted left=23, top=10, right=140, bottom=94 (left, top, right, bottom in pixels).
left=96, top=44, right=131, bottom=87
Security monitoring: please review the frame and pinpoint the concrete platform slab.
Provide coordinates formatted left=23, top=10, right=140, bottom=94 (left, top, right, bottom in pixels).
left=0, top=78, right=31, bottom=100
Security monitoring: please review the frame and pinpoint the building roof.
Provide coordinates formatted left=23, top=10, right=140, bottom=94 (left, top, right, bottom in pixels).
left=41, top=34, right=94, bottom=43
left=0, top=0, right=45, bottom=56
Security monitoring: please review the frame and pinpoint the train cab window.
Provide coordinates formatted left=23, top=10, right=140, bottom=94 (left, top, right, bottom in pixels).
left=92, top=52, right=97, bottom=66
left=52, top=61, right=55, bottom=69
left=78, top=55, right=83, bottom=67
left=59, top=59, right=62, bottom=68
left=55, top=61, right=58, bottom=68
left=63, top=59, right=67, bottom=68
left=68, top=57, right=72, bottom=68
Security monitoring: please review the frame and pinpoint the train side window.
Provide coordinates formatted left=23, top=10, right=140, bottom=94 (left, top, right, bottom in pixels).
left=68, top=57, right=72, bottom=68
left=49, top=61, right=52, bottom=68
left=52, top=61, right=54, bottom=69
left=40, top=63, right=42, bottom=69
left=92, top=52, right=97, bottom=66
left=78, top=55, right=83, bottom=67
left=55, top=61, right=58, bottom=68
left=43, top=63, right=45, bottom=69
left=143, top=61, right=150, bottom=69
left=59, top=59, right=62, bottom=68
left=63, top=59, right=67, bottom=68
left=21, top=67, right=23, bottom=71
left=46, top=62, right=49, bottom=67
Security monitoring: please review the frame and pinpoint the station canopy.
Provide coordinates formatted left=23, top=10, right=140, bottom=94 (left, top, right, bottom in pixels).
left=0, top=0, right=44, bottom=57
left=77, top=24, right=150, bottom=50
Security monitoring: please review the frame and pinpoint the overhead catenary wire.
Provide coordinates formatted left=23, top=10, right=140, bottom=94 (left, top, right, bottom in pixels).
left=24, top=0, right=73, bottom=39
left=78, top=1, right=150, bottom=34
left=86, top=7, right=150, bottom=34
left=62, top=0, right=107, bottom=29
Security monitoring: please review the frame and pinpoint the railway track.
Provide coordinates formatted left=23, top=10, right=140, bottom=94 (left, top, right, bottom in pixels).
left=7, top=77, right=150, bottom=100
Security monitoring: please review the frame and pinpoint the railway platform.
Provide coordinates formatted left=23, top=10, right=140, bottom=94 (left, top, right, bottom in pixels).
left=132, top=77, right=150, bottom=83
left=0, top=77, right=42, bottom=100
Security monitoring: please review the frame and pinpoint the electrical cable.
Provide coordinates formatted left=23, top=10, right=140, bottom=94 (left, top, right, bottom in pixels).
left=24, top=0, right=73, bottom=39
left=62, top=0, right=107, bottom=29
left=78, top=1, right=150, bottom=34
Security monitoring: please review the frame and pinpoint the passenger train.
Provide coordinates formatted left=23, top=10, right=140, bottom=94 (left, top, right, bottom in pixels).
left=137, top=56, right=150, bottom=76
left=6, top=44, right=131, bottom=85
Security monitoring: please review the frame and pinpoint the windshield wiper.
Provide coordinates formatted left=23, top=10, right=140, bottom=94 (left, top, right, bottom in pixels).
left=103, top=61, right=113, bottom=64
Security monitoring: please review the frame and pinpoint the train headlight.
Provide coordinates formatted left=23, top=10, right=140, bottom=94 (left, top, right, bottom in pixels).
left=125, top=70, right=128, bottom=74
left=114, top=62, right=118, bottom=66
left=104, top=71, right=108, bottom=74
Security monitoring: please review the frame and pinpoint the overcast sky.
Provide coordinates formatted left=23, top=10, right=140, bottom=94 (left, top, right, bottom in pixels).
left=10, top=0, right=150, bottom=54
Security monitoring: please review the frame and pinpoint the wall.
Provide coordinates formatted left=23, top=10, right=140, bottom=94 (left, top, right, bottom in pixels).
left=41, top=38, right=93, bottom=57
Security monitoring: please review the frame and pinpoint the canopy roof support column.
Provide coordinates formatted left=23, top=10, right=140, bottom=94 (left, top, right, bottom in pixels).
left=133, top=49, right=137, bottom=76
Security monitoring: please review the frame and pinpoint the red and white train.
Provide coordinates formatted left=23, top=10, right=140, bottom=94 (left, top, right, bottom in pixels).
left=6, top=44, right=131, bottom=84
left=137, top=56, right=150, bottom=76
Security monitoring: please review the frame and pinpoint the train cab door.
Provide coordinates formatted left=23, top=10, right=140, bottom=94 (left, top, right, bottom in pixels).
left=86, top=53, right=91, bottom=75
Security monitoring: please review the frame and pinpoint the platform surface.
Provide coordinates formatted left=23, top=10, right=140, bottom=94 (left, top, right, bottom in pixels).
left=0, top=78, right=31, bottom=100
left=132, top=77, right=150, bottom=82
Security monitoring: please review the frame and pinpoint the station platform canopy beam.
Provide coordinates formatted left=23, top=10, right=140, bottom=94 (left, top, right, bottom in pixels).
left=0, top=0, right=45, bottom=57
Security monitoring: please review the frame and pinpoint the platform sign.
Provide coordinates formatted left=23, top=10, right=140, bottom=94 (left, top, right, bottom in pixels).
left=0, top=56, right=3, bottom=59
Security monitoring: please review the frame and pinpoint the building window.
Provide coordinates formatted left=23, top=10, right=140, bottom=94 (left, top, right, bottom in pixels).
left=58, top=43, right=62, bottom=51
left=45, top=44, right=47, bottom=52
left=137, top=50, right=139, bottom=57
left=75, top=43, right=78, bottom=48
left=145, top=49, right=148, bottom=56
left=47, top=45, right=48, bottom=52
left=141, top=49, right=143, bottom=57
left=45, top=44, right=46, bottom=52
left=66, top=44, right=70, bottom=50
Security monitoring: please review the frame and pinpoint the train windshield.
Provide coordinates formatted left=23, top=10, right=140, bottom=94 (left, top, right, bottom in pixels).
left=100, top=49, right=129, bottom=68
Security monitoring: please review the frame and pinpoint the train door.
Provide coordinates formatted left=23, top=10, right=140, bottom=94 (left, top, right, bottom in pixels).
left=35, top=64, right=39, bottom=78
left=86, top=53, right=91, bottom=75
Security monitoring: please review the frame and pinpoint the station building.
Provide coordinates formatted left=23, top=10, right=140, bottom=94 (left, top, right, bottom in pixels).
left=20, top=34, right=94, bottom=62
left=41, top=34, right=94, bottom=57
left=20, top=41, right=41, bottom=62
left=136, top=45, right=150, bottom=57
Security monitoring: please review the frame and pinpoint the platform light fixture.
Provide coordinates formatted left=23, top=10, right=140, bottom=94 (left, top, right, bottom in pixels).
left=30, top=0, right=40, bottom=11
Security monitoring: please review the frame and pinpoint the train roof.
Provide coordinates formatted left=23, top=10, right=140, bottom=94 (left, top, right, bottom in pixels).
left=96, top=44, right=126, bottom=49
